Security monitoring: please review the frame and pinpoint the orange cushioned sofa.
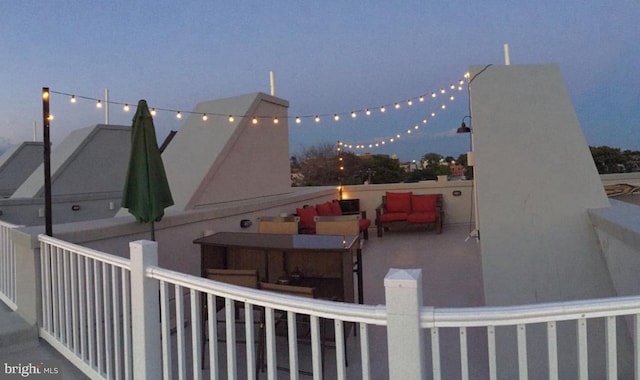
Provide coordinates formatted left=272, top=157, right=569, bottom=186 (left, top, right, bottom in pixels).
left=375, top=192, right=443, bottom=237
left=296, top=200, right=371, bottom=239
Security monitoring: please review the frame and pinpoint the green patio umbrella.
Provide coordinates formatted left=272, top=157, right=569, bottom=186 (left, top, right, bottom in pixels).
left=121, top=99, right=174, bottom=241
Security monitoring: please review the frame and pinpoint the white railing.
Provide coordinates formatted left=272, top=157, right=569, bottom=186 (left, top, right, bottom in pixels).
left=147, top=257, right=387, bottom=380
left=0, top=220, right=21, bottom=310
left=34, top=237, right=640, bottom=380
left=39, top=235, right=133, bottom=380
left=422, top=297, right=640, bottom=380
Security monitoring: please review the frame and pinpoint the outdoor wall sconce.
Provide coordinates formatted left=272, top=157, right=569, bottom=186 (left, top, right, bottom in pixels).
left=71, top=205, right=81, bottom=211
left=240, top=219, right=252, bottom=229
left=452, top=190, right=462, bottom=197
left=457, top=116, right=472, bottom=134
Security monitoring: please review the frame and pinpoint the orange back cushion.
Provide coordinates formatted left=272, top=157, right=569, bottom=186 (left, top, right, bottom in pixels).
left=412, top=194, right=438, bottom=212
left=385, top=192, right=412, bottom=213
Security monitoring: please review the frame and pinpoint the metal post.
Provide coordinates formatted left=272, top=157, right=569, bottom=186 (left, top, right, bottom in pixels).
left=104, top=88, right=109, bottom=124
left=42, top=88, right=52, bottom=237
left=385, top=268, right=426, bottom=380
left=130, top=240, right=162, bottom=379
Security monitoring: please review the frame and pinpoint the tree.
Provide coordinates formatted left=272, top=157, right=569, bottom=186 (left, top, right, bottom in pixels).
left=590, top=146, right=626, bottom=174
left=295, top=143, right=339, bottom=185
left=422, top=152, right=443, bottom=166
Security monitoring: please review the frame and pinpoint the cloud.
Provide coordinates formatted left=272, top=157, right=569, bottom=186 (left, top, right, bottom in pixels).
left=432, top=128, right=460, bottom=139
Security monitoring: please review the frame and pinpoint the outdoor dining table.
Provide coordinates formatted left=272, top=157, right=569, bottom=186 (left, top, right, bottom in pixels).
left=193, top=232, right=363, bottom=304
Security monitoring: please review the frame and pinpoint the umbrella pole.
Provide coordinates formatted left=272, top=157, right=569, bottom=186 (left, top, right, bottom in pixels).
left=151, top=220, right=156, bottom=241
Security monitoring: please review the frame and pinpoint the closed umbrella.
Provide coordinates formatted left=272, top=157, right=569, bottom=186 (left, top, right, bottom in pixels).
left=121, top=99, right=174, bottom=240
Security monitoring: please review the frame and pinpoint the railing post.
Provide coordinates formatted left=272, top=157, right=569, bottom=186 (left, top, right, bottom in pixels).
left=130, top=240, right=162, bottom=379
left=385, top=268, right=426, bottom=380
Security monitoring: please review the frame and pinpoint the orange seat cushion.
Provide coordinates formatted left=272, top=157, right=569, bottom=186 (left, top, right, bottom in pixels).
left=315, top=202, right=334, bottom=216
left=296, top=206, right=318, bottom=234
left=406, top=211, right=437, bottom=223
left=330, top=201, right=343, bottom=216
left=412, top=194, right=438, bottom=212
left=385, top=192, right=412, bottom=213
left=380, top=212, right=409, bottom=222
left=359, top=218, right=371, bottom=230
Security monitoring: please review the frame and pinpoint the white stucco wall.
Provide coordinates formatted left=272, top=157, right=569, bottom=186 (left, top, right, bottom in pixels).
left=159, top=92, right=291, bottom=212
left=0, top=142, right=43, bottom=198
left=471, top=64, right=613, bottom=305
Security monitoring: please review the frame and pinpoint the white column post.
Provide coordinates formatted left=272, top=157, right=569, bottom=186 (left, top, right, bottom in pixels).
left=385, top=268, right=426, bottom=380
left=130, top=240, right=162, bottom=379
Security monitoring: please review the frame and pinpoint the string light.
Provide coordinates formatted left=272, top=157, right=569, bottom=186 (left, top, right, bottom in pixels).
left=96, top=100, right=102, bottom=109
left=315, top=115, right=320, bottom=123
left=334, top=114, right=340, bottom=121
left=295, top=116, right=301, bottom=124
left=176, top=111, right=182, bottom=119
left=123, top=104, right=130, bottom=112
left=273, top=117, right=279, bottom=124
left=380, top=106, right=386, bottom=113
left=431, top=92, right=436, bottom=98
left=202, top=114, right=208, bottom=121
left=252, top=117, right=258, bottom=125
left=150, top=108, right=156, bottom=116
left=70, top=95, right=76, bottom=103
left=351, top=111, right=357, bottom=119
left=394, top=103, right=400, bottom=109
left=407, top=99, right=413, bottom=106
left=365, top=109, right=371, bottom=116
left=228, top=115, right=234, bottom=122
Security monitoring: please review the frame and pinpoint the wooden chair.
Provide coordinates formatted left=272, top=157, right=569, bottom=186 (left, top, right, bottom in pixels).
left=315, top=214, right=364, bottom=305
left=314, top=214, right=360, bottom=236
left=259, top=282, right=325, bottom=376
left=202, top=269, right=264, bottom=374
left=257, top=216, right=300, bottom=234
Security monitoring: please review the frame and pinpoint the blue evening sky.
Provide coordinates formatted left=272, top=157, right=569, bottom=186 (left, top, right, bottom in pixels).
left=1, top=1, right=638, bottom=162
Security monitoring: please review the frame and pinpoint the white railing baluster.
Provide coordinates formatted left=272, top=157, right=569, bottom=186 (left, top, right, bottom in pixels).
left=102, top=263, right=113, bottom=379
left=264, top=307, right=276, bottom=380
left=41, top=242, right=51, bottom=332
left=70, top=250, right=79, bottom=353
left=634, top=314, right=639, bottom=380
left=225, top=298, right=238, bottom=380
left=606, top=316, right=617, bottom=380
left=190, top=289, right=202, bottom=380
left=244, top=303, right=255, bottom=380
left=64, top=249, right=72, bottom=346
left=51, top=247, right=59, bottom=338
left=0, top=221, right=20, bottom=310
left=431, top=327, right=441, bottom=380
left=287, top=311, right=300, bottom=380
left=94, top=259, right=103, bottom=374
left=175, top=285, right=187, bottom=380
left=487, top=325, right=497, bottom=380
left=57, top=248, right=64, bottom=340
left=86, top=257, right=95, bottom=367
left=460, top=326, right=469, bottom=380
left=112, top=267, right=122, bottom=380
left=577, top=318, right=588, bottom=379
left=207, top=294, right=219, bottom=380
left=517, top=324, right=528, bottom=380
left=547, top=321, right=558, bottom=380
left=359, top=323, right=371, bottom=380
left=160, top=281, right=172, bottom=380
left=310, top=315, right=322, bottom=380
left=122, top=269, right=132, bottom=380
left=77, top=255, right=87, bottom=363
left=335, top=319, right=347, bottom=380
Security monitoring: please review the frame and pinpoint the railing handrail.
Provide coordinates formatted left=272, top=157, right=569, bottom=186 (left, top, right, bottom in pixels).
left=148, top=265, right=388, bottom=325
left=39, top=234, right=130, bottom=270
left=422, top=294, right=640, bottom=328
left=0, top=220, right=21, bottom=229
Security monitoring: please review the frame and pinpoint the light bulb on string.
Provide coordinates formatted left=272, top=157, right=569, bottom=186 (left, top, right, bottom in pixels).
left=252, top=117, right=258, bottom=125
left=151, top=108, right=157, bottom=116
left=228, top=115, right=234, bottom=122
left=123, top=104, right=130, bottom=112
left=96, top=100, right=102, bottom=109
left=380, top=106, right=386, bottom=113
left=365, top=109, right=371, bottom=116
left=48, top=114, right=54, bottom=121
left=295, top=116, right=301, bottom=124
left=334, top=114, right=340, bottom=121
left=176, top=111, right=182, bottom=119
left=202, top=114, right=208, bottom=121
left=440, top=88, right=446, bottom=94
left=431, top=92, right=436, bottom=98
left=394, top=103, right=400, bottom=109
left=70, top=95, right=76, bottom=103
left=431, top=112, right=436, bottom=117
left=450, top=84, right=456, bottom=90
left=273, top=117, right=279, bottom=124
left=314, top=115, right=320, bottom=123
left=407, top=99, right=413, bottom=106
left=419, top=96, right=425, bottom=102
left=423, top=119, right=427, bottom=124
left=441, top=104, right=446, bottom=109
left=351, top=111, right=357, bottom=119
left=450, top=95, right=455, bottom=101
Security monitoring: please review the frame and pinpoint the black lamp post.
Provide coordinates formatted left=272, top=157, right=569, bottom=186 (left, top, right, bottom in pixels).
left=42, top=87, right=52, bottom=236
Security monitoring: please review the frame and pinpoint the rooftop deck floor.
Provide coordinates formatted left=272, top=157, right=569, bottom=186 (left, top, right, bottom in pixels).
left=360, top=223, right=484, bottom=308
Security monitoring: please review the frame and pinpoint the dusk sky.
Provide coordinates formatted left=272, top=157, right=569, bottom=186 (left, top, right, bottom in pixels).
left=1, top=1, right=638, bottom=162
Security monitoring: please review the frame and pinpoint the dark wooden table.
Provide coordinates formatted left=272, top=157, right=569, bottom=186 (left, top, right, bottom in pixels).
left=194, top=232, right=363, bottom=304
